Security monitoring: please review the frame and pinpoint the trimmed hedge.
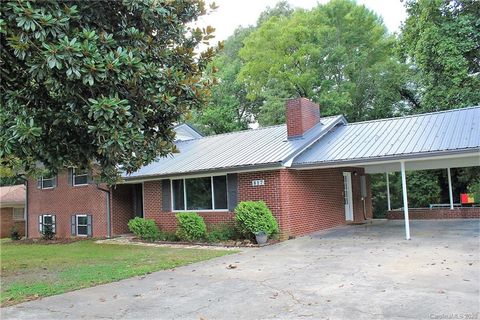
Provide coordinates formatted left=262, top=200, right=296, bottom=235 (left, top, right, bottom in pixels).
left=175, top=212, right=207, bottom=242
left=234, top=201, right=278, bottom=238
left=127, top=217, right=160, bottom=241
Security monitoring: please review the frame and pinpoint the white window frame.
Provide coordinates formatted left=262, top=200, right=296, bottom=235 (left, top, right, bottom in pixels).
left=42, top=214, right=54, bottom=231
left=12, top=207, right=25, bottom=221
left=41, top=175, right=56, bottom=189
left=171, top=175, right=228, bottom=212
left=73, top=168, right=89, bottom=186
left=76, top=214, right=88, bottom=237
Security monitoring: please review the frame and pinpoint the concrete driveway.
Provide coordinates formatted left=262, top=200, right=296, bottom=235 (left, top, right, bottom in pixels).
left=2, top=219, right=479, bottom=320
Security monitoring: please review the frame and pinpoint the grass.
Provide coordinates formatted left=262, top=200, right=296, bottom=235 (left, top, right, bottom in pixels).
left=0, top=239, right=234, bottom=306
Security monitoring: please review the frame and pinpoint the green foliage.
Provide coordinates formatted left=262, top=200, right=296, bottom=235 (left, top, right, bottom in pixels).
left=235, top=201, right=278, bottom=238
left=175, top=212, right=207, bottom=242
left=467, top=179, right=480, bottom=202
left=1, top=0, right=218, bottom=184
left=399, top=0, right=480, bottom=112
left=206, top=224, right=239, bottom=242
left=238, top=0, right=413, bottom=124
left=190, top=1, right=293, bottom=133
left=127, top=217, right=160, bottom=242
left=10, top=226, right=21, bottom=241
left=42, top=225, right=55, bottom=241
left=156, top=231, right=178, bottom=242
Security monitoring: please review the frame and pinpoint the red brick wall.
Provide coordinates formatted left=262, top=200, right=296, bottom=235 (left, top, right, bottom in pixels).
left=279, top=168, right=372, bottom=238
left=142, top=168, right=372, bottom=238
left=1, top=207, right=25, bottom=238
left=27, top=171, right=109, bottom=238
left=143, top=180, right=235, bottom=232
left=286, top=98, right=320, bottom=138
left=111, top=184, right=136, bottom=235
left=387, top=207, right=480, bottom=220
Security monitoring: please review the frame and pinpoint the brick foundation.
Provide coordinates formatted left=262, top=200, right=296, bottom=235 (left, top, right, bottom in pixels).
left=386, top=207, right=480, bottom=220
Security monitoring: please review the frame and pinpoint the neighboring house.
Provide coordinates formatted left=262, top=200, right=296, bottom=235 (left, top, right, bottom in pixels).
left=0, top=185, right=26, bottom=238
left=25, top=98, right=480, bottom=239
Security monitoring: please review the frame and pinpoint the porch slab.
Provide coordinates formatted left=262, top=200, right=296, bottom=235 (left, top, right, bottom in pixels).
left=2, top=219, right=479, bottom=320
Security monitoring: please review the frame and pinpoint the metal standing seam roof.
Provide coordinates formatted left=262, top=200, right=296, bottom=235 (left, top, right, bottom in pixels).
left=125, top=115, right=343, bottom=179
left=292, top=106, right=480, bottom=167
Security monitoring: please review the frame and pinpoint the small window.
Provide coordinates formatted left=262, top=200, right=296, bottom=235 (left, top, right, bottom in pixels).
left=41, top=172, right=56, bottom=189
left=12, top=208, right=25, bottom=221
left=76, top=215, right=88, bottom=236
left=39, top=214, right=56, bottom=234
left=73, top=168, right=88, bottom=186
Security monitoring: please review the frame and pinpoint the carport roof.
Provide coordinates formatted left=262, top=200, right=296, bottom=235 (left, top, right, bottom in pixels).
left=292, top=106, right=480, bottom=168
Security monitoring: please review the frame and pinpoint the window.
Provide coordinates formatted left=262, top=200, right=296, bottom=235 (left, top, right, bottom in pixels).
left=73, top=168, right=88, bottom=186
left=76, top=215, right=88, bottom=236
left=41, top=172, right=56, bottom=189
left=172, top=176, right=228, bottom=211
left=12, top=208, right=25, bottom=221
left=39, top=214, right=56, bottom=233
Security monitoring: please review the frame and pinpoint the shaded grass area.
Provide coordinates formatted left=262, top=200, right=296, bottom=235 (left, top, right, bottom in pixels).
left=0, top=239, right=234, bottom=306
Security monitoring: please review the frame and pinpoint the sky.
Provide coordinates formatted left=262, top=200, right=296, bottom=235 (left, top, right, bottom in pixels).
left=197, top=0, right=407, bottom=44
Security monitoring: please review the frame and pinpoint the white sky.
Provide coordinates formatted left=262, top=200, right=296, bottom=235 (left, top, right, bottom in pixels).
left=198, top=0, right=407, bottom=44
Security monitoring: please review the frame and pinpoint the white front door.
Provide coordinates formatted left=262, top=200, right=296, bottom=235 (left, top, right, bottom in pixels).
left=343, top=172, right=354, bottom=221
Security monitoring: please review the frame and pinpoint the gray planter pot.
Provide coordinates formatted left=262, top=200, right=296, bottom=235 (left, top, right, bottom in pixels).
left=255, top=231, right=268, bottom=245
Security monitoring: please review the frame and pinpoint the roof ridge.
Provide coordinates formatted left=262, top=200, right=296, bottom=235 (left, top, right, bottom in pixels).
left=175, top=115, right=341, bottom=143
left=346, top=105, right=480, bottom=126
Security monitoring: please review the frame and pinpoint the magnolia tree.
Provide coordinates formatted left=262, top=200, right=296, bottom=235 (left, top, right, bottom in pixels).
left=0, top=0, right=218, bottom=184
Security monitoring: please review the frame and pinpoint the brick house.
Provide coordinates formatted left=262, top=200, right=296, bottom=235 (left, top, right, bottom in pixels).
left=26, top=99, right=480, bottom=239
left=0, top=185, right=26, bottom=238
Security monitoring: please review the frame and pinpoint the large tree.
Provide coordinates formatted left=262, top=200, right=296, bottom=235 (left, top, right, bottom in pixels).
left=0, top=0, right=217, bottom=184
left=190, top=1, right=293, bottom=133
left=399, top=0, right=480, bottom=112
left=239, top=0, right=414, bottom=124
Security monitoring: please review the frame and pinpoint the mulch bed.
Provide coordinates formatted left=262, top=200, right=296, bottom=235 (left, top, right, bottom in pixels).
left=130, top=238, right=280, bottom=248
left=6, top=237, right=106, bottom=245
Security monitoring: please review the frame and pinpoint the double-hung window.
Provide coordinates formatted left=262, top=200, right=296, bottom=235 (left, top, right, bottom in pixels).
left=40, top=172, right=56, bottom=189
left=76, top=215, right=88, bottom=236
left=172, top=176, right=228, bottom=211
left=73, top=168, right=88, bottom=186
left=39, top=214, right=56, bottom=233
left=12, top=208, right=25, bottom=221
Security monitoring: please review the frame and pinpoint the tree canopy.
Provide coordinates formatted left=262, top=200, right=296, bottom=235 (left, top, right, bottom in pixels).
left=399, top=0, right=480, bottom=112
left=1, top=0, right=218, bottom=184
left=238, top=0, right=413, bottom=124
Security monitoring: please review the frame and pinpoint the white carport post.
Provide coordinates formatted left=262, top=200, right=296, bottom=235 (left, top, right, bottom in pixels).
left=400, top=161, right=411, bottom=240
left=447, top=168, right=454, bottom=210
left=385, top=173, right=391, bottom=211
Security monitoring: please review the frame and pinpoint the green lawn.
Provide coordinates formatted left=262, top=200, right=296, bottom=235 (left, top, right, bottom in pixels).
left=0, top=239, right=234, bottom=306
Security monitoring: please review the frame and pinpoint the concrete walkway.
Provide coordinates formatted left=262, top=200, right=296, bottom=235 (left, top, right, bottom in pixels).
left=2, top=219, right=479, bottom=320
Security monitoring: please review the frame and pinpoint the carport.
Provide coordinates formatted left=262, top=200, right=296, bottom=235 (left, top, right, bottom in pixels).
left=291, top=106, right=480, bottom=239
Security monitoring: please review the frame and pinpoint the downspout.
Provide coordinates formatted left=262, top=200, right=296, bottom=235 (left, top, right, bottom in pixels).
left=97, top=185, right=111, bottom=238
left=18, top=176, right=29, bottom=239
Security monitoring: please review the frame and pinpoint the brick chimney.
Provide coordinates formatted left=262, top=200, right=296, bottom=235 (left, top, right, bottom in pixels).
left=286, top=98, right=320, bottom=139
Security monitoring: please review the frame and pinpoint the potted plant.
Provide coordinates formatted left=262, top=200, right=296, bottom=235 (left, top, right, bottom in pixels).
left=254, top=231, right=268, bottom=245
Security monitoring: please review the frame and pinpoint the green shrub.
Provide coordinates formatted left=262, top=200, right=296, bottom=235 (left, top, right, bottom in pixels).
left=467, top=179, right=480, bottom=202
left=157, top=231, right=178, bottom=242
left=175, top=212, right=207, bottom=242
left=42, top=224, right=55, bottom=240
left=206, top=224, right=238, bottom=243
left=10, top=226, right=21, bottom=241
left=235, top=201, right=278, bottom=238
left=127, top=217, right=160, bottom=241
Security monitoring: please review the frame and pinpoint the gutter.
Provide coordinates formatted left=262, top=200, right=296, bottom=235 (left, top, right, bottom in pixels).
left=290, top=147, right=480, bottom=169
